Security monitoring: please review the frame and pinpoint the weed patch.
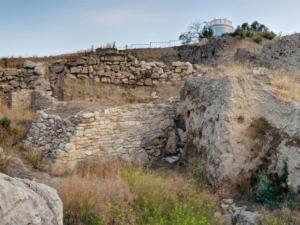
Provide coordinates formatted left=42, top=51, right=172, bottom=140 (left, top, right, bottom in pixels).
left=56, top=161, right=219, bottom=225
left=249, top=161, right=297, bottom=209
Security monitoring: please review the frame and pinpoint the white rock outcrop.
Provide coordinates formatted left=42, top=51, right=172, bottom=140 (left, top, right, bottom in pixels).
left=0, top=173, right=63, bottom=225
left=180, top=74, right=300, bottom=191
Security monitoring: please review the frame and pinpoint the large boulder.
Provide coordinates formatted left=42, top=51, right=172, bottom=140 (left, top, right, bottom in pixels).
left=260, top=33, right=300, bottom=73
left=24, top=60, right=37, bottom=69
left=0, top=173, right=63, bottom=225
left=180, top=74, right=300, bottom=191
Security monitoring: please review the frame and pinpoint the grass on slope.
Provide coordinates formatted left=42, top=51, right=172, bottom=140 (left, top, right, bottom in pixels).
left=56, top=159, right=219, bottom=225
left=0, top=101, right=35, bottom=152
left=271, top=70, right=300, bottom=102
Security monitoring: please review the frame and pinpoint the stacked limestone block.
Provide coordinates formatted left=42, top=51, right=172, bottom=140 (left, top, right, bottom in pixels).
left=48, top=54, right=197, bottom=100
left=0, top=60, right=54, bottom=109
left=25, top=102, right=177, bottom=173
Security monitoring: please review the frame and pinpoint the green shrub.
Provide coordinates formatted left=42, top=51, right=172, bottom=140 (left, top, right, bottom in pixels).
left=234, top=28, right=248, bottom=39
left=254, top=35, right=263, bottom=44
left=261, top=31, right=276, bottom=40
left=233, top=21, right=276, bottom=41
left=81, top=212, right=104, bottom=225
left=0, top=117, right=11, bottom=128
left=250, top=161, right=293, bottom=209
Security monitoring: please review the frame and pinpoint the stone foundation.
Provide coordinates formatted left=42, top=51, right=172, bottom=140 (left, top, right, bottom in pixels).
left=0, top=51, right=203, bottom=107
left=25, top=102, right=178, bottom=172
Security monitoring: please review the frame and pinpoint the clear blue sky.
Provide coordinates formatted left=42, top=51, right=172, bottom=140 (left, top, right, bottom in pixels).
left=0, top=0, right=299, bottom=57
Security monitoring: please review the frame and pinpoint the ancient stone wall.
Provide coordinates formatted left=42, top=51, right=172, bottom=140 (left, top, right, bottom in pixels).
left=0, top=67, right=28, bottom=101
left=0, top=50, right=199, bottom=106
left=25, top=102, right=178, bottom=173
left=49, top=54, right=196, bottom=100
left=0, top=61, right=53, bottom=109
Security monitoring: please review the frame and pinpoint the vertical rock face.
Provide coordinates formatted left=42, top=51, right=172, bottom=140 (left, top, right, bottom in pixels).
left=180, top=75, right=300, bottom=191
left=0, top=173, right=63, bottom=225
left=260, top=33, right=300, bottom=72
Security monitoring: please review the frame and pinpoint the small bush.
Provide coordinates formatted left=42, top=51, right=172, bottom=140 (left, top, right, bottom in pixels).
left=234, top=28, right=248, bottom=39
left=81, top=212, right=104, bottom=225
left=250, top=161, right=293, bottom=209
left=254, top=35, right=263, bottom=44
left=261, top=31, right=276, bottom=40
left=0, top=117, right=11, bottom=128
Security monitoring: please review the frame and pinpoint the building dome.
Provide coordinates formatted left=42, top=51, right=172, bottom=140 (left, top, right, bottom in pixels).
left=209, top=19, right=234, bottom=37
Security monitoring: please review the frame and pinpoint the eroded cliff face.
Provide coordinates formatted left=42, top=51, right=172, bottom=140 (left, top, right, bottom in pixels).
left=0, top=173, right=63, bottom=225
left=180, top=74, right=300, bottom=191
left=260, top=33, right=300, bottom=73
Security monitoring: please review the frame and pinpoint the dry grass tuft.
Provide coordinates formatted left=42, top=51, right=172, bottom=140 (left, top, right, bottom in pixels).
left=0, top=102, right=35, bottom=122
left=259, top=206, right=300, bottom=225
left=206, top=63, right=251, bottom=77
left=223, top=63, right=249, bottom=76
left=0, top=151, right=10, bottom=172
left=122, top=167, right=192, bottom=202
left=271, top=70, right=300, bottom=102
left=0, top=101, right=35, bottom=149
left=58, top=175, right=133, bottom=225
left=25, top=149, right=45, bottom=169
left=56, top=159, right=134, bottom=225
left=54, top=159, right=218, bottom=225
left=0, top=101, right=36, bottom=171
left=75, top=157, right=124, bottom=179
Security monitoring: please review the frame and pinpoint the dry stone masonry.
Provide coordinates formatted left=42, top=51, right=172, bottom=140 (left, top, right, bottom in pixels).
left=49, top=49, right=197, bottom=100
left=25, top=102, right=179, bottom=173
left=0, top=60, right=54, bottom=109
left=0, top=49, right=199, bottom=106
